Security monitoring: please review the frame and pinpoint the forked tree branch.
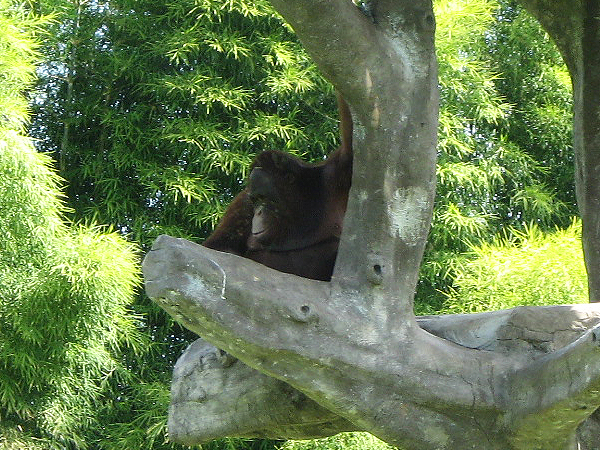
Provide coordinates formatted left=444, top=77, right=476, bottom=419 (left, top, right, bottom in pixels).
left=143, top=237, right=600, bottom=448
left=144, top=0, right=600, bottom=448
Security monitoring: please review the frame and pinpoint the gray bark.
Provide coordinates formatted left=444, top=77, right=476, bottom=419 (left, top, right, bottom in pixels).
left=167, top=304, right=600, bottom=446
left=142, top=0, right=600, bottom=448
left=144, top=237, right=600, bottom=449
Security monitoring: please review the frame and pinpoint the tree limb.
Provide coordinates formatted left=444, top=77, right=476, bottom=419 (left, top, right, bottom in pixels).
left=165, top=303, right=600, bottom=445
left=144, top=0, right=600, bottom=447
left=143, top=236, right=600, bottom=448
left=168, top=338, right=356, bottom=445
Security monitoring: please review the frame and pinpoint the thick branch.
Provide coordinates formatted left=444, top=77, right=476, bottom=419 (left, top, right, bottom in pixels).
left=145, top=239, right=600, bottom=448
left=268, top=0, right=377, bottom=106
left=168, top=338, right=356, bottom=445
left=509, top=327, right=600, bottom=414
left=144, top=237, right=600, bottom=448
left=505, top=326, right=600, bottom=448
left=144, top=237, right=508, bottom=448
left=167, top=305, right=600, bottom=445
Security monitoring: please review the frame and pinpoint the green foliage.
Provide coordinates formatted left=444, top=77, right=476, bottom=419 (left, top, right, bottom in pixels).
left=488, top=0, right=574, bottom=210
left=0, top=131, right=64, bottom=257
left=433, top=0, right=571, bottom=243
left=201, top=439, right=282, bottom=450
left=418, top=0, right=573, bottom=311
left=31, top=0, right=336, bottom=248
left=436, top=0, right=508, bottom=125
left=442, top=220, right=587, bottom=313
left=0, top=3, right=144, bottom=448
left=0, top=117, right=145, bottom=450
left=99, top=381, right=171, bottom=449
left=21, top=0, right=578, bottom=447
left=280, top=433, right=395, bottom=450
left=0, top=0, right=47, bottom=131
left=30, top=1, right=334, bottom=447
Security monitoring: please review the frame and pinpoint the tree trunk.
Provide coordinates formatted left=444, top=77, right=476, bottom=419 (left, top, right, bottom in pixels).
left=142, top=0, right=600, bottom=448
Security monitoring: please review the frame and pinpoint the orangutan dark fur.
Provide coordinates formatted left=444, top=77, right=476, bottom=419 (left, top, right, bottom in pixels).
left=203, top=94, right=353, bottom=281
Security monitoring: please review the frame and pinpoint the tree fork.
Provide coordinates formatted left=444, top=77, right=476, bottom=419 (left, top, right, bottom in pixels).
left=144, top=0, right=600, bottom=448
left=144, top=236, right=600, bottom=449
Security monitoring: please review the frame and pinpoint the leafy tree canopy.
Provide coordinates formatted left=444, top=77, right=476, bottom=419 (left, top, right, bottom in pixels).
left=0, top=3, right=143, bottom=448
left=0, top=0, right=577, bottom=447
